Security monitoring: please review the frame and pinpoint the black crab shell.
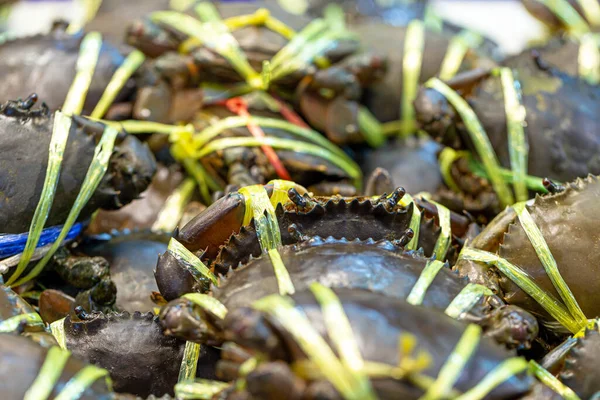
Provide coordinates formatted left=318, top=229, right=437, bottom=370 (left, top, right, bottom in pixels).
left=0, top=102, right=156, bottom=234
left=421, top=52, right=600, bottom=184
left=213, top=197, right=455, bottom=275
left=64, top=311, right=220, bottom=397
left=0, top=333, right=113, bottom=400
left=224, top=289, right=533, bottom=400
left=458, top=175, right=600, bottom=332
left=213, top=236, right=488, bottom=320
left=497, top=176, right=600, bottom=326
left=558, top=322, right=600, bottom=398
left=0, top=30, right=133, bottom=114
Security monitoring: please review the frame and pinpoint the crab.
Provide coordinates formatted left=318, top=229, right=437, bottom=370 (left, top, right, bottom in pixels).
left=0, top=95, right=156, bottom=312
left=155, top=184, right=473, bottom=300
left=61, top=308, right=220, bottom=397
left=414, top=49, right=600, bottom=216
left=0, top=95, right=156, bottom=235
left=454, top=175, right=600, bottom=338
left=540, top=320, right=600, bottom=399
left=159, top=235, right=538, bottom=350
left=184, top=97, right=359, bottom=195
left=125, top=1, right=386, bottom=145
left=215, top=289, right=536, bottom=399
left=0, top=26, right=136, bottom=115
left=0, top=333, right=114, bottom=399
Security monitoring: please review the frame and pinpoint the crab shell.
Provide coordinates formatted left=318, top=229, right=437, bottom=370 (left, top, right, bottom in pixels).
left=63, top=310, right=220, bottom=397
left=0, top=29, right=134, bottom=114
left=456, top=175, right=600, bottom=332
left=222, top=289, right=533, bottom=399
left=160, top=237, right=538, bottom=349
left=354, top=22, right=495, bottom=123
left=156, top=194, right=467, bottom=301
left=0, top=99, right=156, bottom=234
left=359, top=137, right=443, bottom=195
left=79, top=230, right=169, bottom=313
left=415, top=52, right=600, bottom=185
left=558, top=322, right=600, bottom=398
left=0, top=333, right=113, bottom=399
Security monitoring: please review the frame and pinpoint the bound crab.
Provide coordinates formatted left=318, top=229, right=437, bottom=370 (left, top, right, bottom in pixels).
left=0, top=95, right=155, bottom=310
left=155, top=182, right=539, bottom=350
left=155, top=181, right=473, bottom=295
left=454, top=175, right=600, bottom=342
left=189, top=288, right=551, bottom=399
left=539, top=319, right=600, bottom=399
left=352, top=18, right=497, bottom=130
left=125, top=1, right=387, bottom=146
left=0, top=334, right=118, bottom=399
left=414, top=49, right=600, bottom=218
left=48, top=308, right=220, bottom=398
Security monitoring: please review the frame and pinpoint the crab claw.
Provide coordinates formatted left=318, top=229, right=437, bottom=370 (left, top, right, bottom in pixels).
left=413, top=86, right=457, bottom=144
left=159, top=298, right=223, bottom=345
left=483, top=305, right=539, bottom=350
left=223, top=307, right=287, bottom=360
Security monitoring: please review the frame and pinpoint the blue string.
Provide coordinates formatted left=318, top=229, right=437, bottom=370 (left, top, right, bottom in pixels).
left=0, top=222, right=85, bottom=258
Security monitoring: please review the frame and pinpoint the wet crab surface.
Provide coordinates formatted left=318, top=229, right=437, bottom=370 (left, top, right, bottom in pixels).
left=2, top=0, right=600, bottom=399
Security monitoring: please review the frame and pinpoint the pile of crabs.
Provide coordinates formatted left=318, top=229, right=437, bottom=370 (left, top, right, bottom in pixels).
left=2, top=0, right=600, bottom=399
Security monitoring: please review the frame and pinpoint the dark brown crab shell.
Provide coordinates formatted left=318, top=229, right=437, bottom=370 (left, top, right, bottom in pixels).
left=355, top=22, right=495, bottom=123
left=155, top=194, right=465, bottom=301
left=457, top=175, right=600, bottom=333
left=63, top=310, right=220, bottom=397
left=160, top=237, right=538, bottom=350
left=214, top=237, right=469, bottom=310
left=79, top=229, right=170, bottom=313
left=415, top=51, right=600, bottom=186
left=0, top=29, right=134, bottom=114
left=0, top=98, right=156, bottom=234
left=558, top=322, right=600, bottom=398
left=222, top=289, right=534, bottom=400
left=213, top=198, right=458, bottom=276
left=0, top=333, right=113, bottom=400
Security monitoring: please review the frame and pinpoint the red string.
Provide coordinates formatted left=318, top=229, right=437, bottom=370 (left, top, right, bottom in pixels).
left=271, top=94, right=311, bottom=128
left=225, top=97, right=291, bottom=180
